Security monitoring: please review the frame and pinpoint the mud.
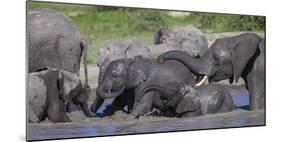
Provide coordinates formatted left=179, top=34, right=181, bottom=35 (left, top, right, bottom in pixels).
left=28, top=109, right=265, bottom=141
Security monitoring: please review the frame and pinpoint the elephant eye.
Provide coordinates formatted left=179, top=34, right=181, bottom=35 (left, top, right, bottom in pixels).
left=112, top=70, right=119, bottom=78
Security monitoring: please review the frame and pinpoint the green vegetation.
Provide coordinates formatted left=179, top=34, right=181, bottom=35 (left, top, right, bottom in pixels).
left=28, top=1, right=265, bottom=64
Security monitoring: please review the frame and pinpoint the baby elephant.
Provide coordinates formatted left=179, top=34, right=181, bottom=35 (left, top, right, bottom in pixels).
left=176, top=84, right=235, bottom=117
left=28, top=69, right=93, bottom=123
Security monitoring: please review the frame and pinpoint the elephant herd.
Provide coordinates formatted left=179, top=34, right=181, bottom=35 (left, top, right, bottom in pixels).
left=28, top=9, right=265, bottom=123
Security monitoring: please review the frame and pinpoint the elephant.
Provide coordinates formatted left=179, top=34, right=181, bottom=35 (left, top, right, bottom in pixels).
left=158, top=33, right=265, bottom=110
left=176, top=84, right=235, bottom=117
left=97, top=38, right=152, bottom=83
left=133, top=84, right=235, bottom=118
left=28, top=69, right=94, bottom=123
left=152, top=25, right=208, bottom=58
left=28, top=9, right=90, bottom=111
left=90, top=56, right=198, bottom=116
left=28, top=9, right=88, bottom=75
left=93, top=39, right=152, bottom=115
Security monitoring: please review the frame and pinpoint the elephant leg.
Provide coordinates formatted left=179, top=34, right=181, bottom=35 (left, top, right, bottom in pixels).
left=247, top=56, right=265, bottom=110
left=152, top=91, right=165, bottom=111
left=247, top=73, right=265, bottom=110
left=47, top=99, right=71, bottom=123
left=90, top=96, right=105, bottom=113
left=67, top=101, right=80, bottom=112
left=126, top=89, right=135, bottom=112
left=29, top=106, right=40, bottom=123
left=132, top=91, right=154, bottom=117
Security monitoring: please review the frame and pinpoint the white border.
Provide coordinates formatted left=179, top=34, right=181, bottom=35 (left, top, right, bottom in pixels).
left=1, top=0, right=280, bottom=142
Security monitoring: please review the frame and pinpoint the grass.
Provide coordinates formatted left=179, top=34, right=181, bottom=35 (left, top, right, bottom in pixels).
left=28, top=1, right=265, bottom=64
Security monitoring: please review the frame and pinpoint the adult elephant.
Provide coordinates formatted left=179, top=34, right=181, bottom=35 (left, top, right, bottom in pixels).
left=158, top=33, right=265, bottom=110
left=28, top=69, right=94, bottom=123
left=27, top=9, right=90, bottom=111
left=90, top=56, right=198, bottom=115
left=27, top=9, right=88, bottom=77
left=152, top=25, right=208, bottom=58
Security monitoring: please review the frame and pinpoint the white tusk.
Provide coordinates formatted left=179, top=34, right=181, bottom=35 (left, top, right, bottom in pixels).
left=195, top=75, right=209, bottom=87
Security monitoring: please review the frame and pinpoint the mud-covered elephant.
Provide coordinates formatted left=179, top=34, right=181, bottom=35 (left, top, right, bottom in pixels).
left=158, top=33, right=265, bottom=110
left=90, top=56, right=197, bottom=116
left=176, top=84, right=234, bottom=117
left=92, top=39, right=152, bottom=115
left=133, top=84, right=234, bottom=118
left=28, top=69, right=94, bottom=123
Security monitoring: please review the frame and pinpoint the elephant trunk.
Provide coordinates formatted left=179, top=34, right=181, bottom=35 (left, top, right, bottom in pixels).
left=90, top=96, right=105, bottom=113
left=80, top=102, right=95, bottom=117
left=96, top=84, right=125, bottom=99
left=158, top=50, right=212, bottom=86
left=158, top=50, right=211, bottom=76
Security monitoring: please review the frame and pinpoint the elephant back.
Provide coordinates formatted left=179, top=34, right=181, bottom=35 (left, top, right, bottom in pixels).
left=152, top=25, right=208, bottom=58
left=27, top=9, right=85, bottom=74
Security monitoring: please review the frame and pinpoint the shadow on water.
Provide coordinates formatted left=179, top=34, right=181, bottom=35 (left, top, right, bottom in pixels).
left=28, top=86, right=264, bottom=141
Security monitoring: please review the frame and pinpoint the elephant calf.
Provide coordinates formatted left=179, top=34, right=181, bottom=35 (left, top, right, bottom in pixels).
left=133, top=84, right=235, bottom=118
left=28, top=69, right=93, bottom=123
left=176, top=84, right=235, bottom=117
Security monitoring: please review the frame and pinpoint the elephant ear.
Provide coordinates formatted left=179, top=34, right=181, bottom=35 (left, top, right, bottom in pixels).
left=176, top=95, right=200, bottom=113
left=176, top=87, right=200, bottom=113
left=232, top=39, right=259, bottom=82
left=127, top=60, right=149, bottom=88
left=58, top=70, right=82, bottom=102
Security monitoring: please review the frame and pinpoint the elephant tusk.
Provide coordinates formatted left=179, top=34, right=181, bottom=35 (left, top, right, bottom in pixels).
left=195, top=75, right=208, bottom=87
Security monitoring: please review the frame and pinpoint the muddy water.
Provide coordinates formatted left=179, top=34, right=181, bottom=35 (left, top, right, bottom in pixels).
left=27, top=86, right=263, bottom=141
left=28, top=109, right=264, bottom=141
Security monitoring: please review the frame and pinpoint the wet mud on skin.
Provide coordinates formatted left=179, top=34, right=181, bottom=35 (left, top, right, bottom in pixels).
left=28, top=109, right=264, bottom=141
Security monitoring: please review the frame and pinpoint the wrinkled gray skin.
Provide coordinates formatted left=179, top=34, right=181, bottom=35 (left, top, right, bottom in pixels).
left=158, top=33, right=265, bottom=110
left=28, top=9, right=87, bottom=75
left=93, top=39, right=152, bottom=114
left=97, top=38, right=152, bottom=83
left=133, top=84, right=235, bottom=117
left=176, top=84, right=234, bottom=118
left=91, top=56, right=195, bottom=116
left=151, top=25, right=208, bottom=58
left=28, top=9, right=90, bottom=112
left=28, top=69, right=94, bottom=123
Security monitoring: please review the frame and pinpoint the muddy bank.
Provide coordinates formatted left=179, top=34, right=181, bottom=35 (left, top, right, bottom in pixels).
left=28, top=109, right=265, bottom=141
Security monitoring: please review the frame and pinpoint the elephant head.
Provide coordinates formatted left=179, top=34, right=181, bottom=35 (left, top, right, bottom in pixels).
left=57, top=70, right=94, bottom=117
left=158, top=33, right=262, bottom=84
left=176, top=85, right=201, bottom=114
left=95, top=57, right=151, bottom=99
left=97, top=38, right=152, bottom=84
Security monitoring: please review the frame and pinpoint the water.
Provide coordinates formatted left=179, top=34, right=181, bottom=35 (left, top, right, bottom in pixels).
left=27, top=87, right=264, bottom=141
left=28, top=109, right=264, bottom=141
